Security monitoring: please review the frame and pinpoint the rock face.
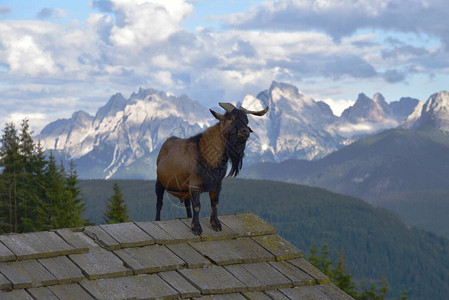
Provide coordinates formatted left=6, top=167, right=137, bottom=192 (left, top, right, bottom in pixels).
left=341, top=92, right=392, bottom=123
left=37, top=82, right=425, bottom=179
left=38, top=88, right=212, bottom=179
left=241, top=81, right=344, bottom=164
left=404, top=91, right=449, bottom=131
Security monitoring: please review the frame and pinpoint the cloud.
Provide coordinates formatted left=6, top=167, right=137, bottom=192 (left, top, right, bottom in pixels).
left=224, top=0, right=449, bottom=45
left=321, top=98, right=355, bottom=117
left=0, top=5, right=11, bottom=16
left=383, top=69, right=406, bottom=83
left=1, top=0, right=448, bottom=133
left=36, top=8, right=67, bottom=19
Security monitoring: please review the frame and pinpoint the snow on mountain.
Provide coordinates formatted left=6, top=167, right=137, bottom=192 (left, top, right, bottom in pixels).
left=404, top=91, right=449, bottom=131
left=241, top=81, right=344, bottom=163
left=37, top=82, right=429, bottom=179
left=38, top=88, right=212, bottom=179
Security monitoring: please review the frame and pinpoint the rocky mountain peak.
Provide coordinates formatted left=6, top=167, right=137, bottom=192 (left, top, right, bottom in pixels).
left=404, top=91, right=449, bottom=131
left=341, top=92, right=392, bottom=123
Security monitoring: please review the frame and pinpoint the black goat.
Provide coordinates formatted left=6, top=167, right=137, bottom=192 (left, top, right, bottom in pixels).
left=155, top=102, right=268, bottom=234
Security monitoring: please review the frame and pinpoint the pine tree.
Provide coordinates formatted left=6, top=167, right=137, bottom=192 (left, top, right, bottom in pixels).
left=45, top=152, right=67, bottom=229
left=63, top=159, right=87, bottom=227
left=104, top=183, right=131, bottom=224
left=18, top=119, right=48, bottom=232
left=0, top=122, right=20, bottom=233
left=333, top=252, right=357, bottom=297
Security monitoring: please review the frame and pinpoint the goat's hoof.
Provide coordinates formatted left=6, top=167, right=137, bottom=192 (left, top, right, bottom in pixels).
left=210, top=219, right=222, bottom=231
left=191, top=222, right=202, bottom=235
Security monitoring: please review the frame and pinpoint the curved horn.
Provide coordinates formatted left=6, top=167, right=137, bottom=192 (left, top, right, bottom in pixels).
left=240, top=105, right=269, bottom=116
left=219, top=102, right=237, bottom=112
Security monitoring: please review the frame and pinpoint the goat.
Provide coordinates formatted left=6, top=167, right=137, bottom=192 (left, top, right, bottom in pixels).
left=155, top=102, right=268, bottom=234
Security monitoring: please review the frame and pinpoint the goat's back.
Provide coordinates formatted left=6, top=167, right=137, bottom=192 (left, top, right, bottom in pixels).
left=156, top=136, right=200, bottom=193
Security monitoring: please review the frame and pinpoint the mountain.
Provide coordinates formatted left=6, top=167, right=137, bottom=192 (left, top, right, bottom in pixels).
left=39, top=88, right=212, bottom=179
left=241, top=81, right=345, bottom=163
left=37, top=82, right=420, bottom=179
left=341, top=92, right=392, bottom=123
left=390, top=97, right=420, bottom=122
left=79, top=178, right=449, bottom=300
left=404, top=91, right=449, bottom=131
left=242, top=128, right=449, bottom=239
left=335, top=93, right=419, bottom=138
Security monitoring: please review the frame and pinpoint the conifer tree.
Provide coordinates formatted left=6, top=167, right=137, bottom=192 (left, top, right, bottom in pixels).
left=63, top=159, right=86, bottom=227
left=104, top=183, right=131, bottom=224
left=45, top=152, right=67, bottom=229
left=18, top=119, right=48, bottom=232
left=0, top=122, right=20, bottom=232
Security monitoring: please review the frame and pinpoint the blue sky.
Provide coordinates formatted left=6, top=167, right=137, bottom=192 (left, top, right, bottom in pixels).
left=1, top=0, right=448, bottom=131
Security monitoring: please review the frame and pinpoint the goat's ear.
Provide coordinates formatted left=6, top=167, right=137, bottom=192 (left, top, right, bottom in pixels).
left=210, top=109, right=223, bottom=120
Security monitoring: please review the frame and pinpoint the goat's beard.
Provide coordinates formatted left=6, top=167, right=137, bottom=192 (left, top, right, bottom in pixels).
left=226, top=133, right=247, bottom=177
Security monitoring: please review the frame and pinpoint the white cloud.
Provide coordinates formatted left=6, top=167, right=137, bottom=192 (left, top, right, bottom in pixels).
left=0, top=0, right=448, bottom=133
left=321, top=98, right=355, bottom=117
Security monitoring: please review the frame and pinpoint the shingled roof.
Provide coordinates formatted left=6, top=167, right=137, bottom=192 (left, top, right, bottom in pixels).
left=0, top=212, right=353, bottom=299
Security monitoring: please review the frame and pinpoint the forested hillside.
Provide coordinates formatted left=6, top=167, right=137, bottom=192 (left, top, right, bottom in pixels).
left=79, top=179, right=449, bottom=300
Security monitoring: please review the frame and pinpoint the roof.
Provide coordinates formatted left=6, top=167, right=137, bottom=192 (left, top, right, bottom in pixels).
left=0, top=212, right=353, bottom=299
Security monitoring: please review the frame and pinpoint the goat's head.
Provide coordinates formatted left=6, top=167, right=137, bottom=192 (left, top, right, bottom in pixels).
left=209, top=102, right=268, bottom=177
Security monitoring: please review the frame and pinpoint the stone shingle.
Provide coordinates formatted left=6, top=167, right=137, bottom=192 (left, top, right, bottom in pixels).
left=219, top=213, right=276, bottom=237
left=0, top=242, right=15, bottom=262
left=154, top=219, right=201, bottom=243
left=135, top=220, right=175, bottom=244
left=288, top=258, right=330, bottom=284
left=264, top=289, right=294, bottom=300
left=252, top=234, right=302, bottom=261
left=269, top=261, right=315, bottom=286
left=38, top=256, right=84, bottom=284
left=0, top=212, right=351, bottom=299
left=225, top=262, right=291, bottom=291
left=83, top=226, right=120, bottom=250
left=0, top=289, right=34, bottom=300
left=180, top=217, right=237, bottom=241
left=69, top=247, right=132, bottom=280
left=195, top=293, right=247, bottom=300
left=26, top=287, right=59, bottom=299
left=159, top=270, right=201, bottom=298
left=114, top=244, right=185, bottom=274
left=55, top=229, right=92, bottom=251
left=318, top=283, right=354, bottom=300
left=190, top=238, right=274, bottom=265
left=100, top=222, right=155, bottom=248
left=0, top=260, right=57, bottom=289
left=179, top=265, right=247, bottom=294
left=48, top=283, right=95, bottom=299
left=0, top=273, right=12, bottom=290
left=278, top=285, right=332, bottom=299
left=80, top=277, right=132, bottom=300
left=0, top=232, right=77, bottom=260
left=166, top=243, right=211, bottom=268
left=242, top=291, right=273, bottom=300
left=81, top=274, right=180, bottom=300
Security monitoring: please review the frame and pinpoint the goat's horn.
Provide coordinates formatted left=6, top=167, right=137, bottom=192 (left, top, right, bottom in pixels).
left=240, top=106, right=269, bottom=116
left=219, top=102, right=237, bottom=112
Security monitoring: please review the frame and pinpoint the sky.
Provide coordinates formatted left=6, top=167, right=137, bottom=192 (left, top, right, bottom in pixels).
left=1, top=0, right=449, bottom=132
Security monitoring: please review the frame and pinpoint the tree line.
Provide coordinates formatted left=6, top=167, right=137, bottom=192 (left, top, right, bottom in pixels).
left=0, top=119, right=131, bottom=234
left=0, top=120, right=87, bottom=233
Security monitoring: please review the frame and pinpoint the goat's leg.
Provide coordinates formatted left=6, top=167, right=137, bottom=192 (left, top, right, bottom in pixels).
left=190, top=188, right=202, bottom=235
left=155, top=179, right=165, bottom=221
left=209, top=190, right=222, bottom=231
left=184, top=198, right=192, bottom=218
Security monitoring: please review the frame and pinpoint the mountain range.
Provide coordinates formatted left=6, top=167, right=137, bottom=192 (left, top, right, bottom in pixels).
left=241, top=91, right=449, bottom=238
left=37, top=81, right=421, bottom=179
